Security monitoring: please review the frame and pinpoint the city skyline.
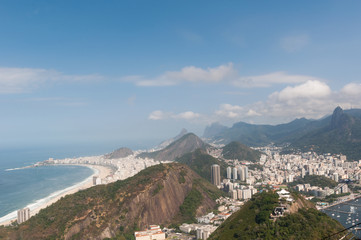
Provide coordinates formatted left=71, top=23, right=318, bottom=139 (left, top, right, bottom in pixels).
left=1, top=1, right=361, bottom=149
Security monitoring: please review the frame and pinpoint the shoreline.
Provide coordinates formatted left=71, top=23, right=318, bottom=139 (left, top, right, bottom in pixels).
left=0, top=164, right=112, bottom=226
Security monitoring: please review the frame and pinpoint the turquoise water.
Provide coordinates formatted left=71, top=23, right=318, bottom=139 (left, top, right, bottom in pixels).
left=0, top=165, right=94, bottom=221
left=0, top=146, right=101, bottom=222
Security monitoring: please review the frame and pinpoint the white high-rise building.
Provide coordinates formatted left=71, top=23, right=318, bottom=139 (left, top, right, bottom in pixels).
left=301, top=168, right=306, bottom=178
left=334, top=173, right=339, bottom=182
left=237, top=166, right=243, bottom=180
left=233, top=167, right=238, bottom=180
left=242, top=189, right=252, bottom=199
left=17, top=207, right=30, bottom=224
left=244, top=166, right=249, bottom=180
left=211, top=164, right=221, bottom=186
left=226, top=167, right=232, bottom=179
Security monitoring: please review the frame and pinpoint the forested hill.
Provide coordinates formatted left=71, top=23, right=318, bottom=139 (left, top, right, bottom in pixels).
left=221, top=141, right=261, bottom=162
left=209, top=191, right=345, bottom=240
left=204, top=107, right=361, bottom=160
left=0, top=163, right=223, bottom=240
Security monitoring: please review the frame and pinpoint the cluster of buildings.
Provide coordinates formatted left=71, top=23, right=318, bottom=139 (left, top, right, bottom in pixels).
left=251, top=147, right=361, bottom=186
left=177, top=196, right=244, bottom=240
left=43, top=154, right=168, bottom=185
left=295, top=183, right=349, bottom=197
left=134, top=225, right=165, bottom=240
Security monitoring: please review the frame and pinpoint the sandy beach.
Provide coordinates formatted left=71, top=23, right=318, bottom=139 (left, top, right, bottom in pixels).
left=0, top=164, right=112, bottom=226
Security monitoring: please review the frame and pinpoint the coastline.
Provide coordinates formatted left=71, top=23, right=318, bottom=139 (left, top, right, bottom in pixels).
left=0, top=164, right=112, bottom=226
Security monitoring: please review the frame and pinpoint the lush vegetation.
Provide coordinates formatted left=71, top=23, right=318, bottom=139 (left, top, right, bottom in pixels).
left=0, top=163, right=223, bottom=240
left=176, top=149, right=227, bottom=182
left=291, top=109, right=361, bottom=160
left=206, top=107, right=361, bottom=160
left=222, top=141, right=261, bottom=162
left=179, top=188, right=203, bottom=223
left=289, top=175, right=338, bottom=188
left=209, top=191, right=345, bottom=240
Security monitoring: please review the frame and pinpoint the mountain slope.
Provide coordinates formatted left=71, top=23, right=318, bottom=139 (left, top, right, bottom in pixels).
left=0, top=163, right=223, bottom=240
left=137, top=133, right=210, bottom=161
left=155, top=128, right=188, bottom=150
left=204, top=118, right=314, bottom=146
left=209, top=191, right=345, bottom=240
left=291, top=107, right=361, bottom=159
left=221, top=141, right=261, bottom=162
left=104, top=147, right=133, bottom=159
left=175, top=149, right=227, bottom=182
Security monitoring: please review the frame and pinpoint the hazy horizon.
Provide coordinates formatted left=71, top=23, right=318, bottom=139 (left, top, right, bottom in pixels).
left=1, top=1, right=361, bottom=148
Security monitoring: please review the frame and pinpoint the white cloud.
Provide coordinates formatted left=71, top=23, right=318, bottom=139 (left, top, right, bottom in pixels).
left=341, top=83, right=361, bottom=95
left=281, top=34, right=310, bottom=53
left=0, top=67, right=103, bottom=94
left=127, top=63, right=237, bottom=87
left=148, top=110, right=170, bottom=120
left=212, top=81, right=361, bottom=124
left=246, top=109, right=261, bottom=117
left=125, top=63, right=326, bottom=89
left=232, top=71, right=324, bottom=88
left=174, top=111, right=201, bottom=120
left=271, top=80, right=331, bottom=102
left=215, top=104, right=243, bottom=118
left=148, top=110, right=201, bottom=121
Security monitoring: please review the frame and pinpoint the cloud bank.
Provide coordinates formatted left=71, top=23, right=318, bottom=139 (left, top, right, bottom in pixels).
left=125, top=63, right=322, bottom=88
left=0, top=67, right=103, bottom=94
left=149, top=80, right=361, bottom=125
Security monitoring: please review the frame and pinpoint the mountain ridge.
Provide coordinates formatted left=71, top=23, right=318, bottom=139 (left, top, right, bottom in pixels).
left=204, top=107, right=361, bottom=160
left=137, top=133, right=210, bottom=161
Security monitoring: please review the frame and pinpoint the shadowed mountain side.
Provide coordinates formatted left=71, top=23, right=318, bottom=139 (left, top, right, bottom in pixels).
left=0, top=163, right=223, bottom=240
left=222, top=141, right=261, bottom=162
left=204, top=107, right=361, bottom=160
left=204, top=118, right=314, bottom=146
left=290, top=107, right=361, bottom=160
left=175, top=149, right=227, bottom=182
left=137, top=133, right=210, bottom=161
left=104, top=147, right=133, bottom=159
left=155, top=128, right=188, bottom=150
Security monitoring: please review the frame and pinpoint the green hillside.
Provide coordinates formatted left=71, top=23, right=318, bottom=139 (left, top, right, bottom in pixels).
left=291, top=107, right=361, bottom=160
left=222, top=141, right=261, bottom=162
left=209, top=191, right=345, bottom=240
left=175, top=149, right=228, bottom=182
left=289, top=175, right=338, bottom=188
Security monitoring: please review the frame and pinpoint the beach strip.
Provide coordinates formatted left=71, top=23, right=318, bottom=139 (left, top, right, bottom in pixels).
left=0, top=164, right=112, bottom=226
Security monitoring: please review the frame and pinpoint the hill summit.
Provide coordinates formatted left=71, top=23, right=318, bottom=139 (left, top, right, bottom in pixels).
left=138, top=133, right=209, bottom=161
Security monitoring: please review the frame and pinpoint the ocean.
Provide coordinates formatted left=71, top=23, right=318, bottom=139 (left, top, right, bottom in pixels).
left=0, top=145, right=108, bottom=223
left=0, top=141, right=156, bottom=224
left=322, top=198, right=361, bottom=238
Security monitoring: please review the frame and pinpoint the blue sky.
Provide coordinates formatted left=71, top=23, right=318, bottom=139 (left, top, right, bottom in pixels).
left=1, top=0, right=361, bottom=150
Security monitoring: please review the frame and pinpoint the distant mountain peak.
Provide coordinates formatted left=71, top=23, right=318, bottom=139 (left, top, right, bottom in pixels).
left=331, top=106, right=344, bottom=128
left=138, top=132, right=209, bottom=161
left=155, top=128, right=188, bottom=150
